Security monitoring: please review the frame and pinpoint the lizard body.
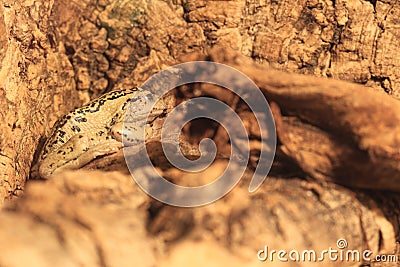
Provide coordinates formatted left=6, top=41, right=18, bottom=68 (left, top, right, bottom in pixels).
left=34, top=87, right=154, bottom=179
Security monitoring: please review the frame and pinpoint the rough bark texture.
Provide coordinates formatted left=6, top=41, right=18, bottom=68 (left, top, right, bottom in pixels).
left=51, top=0, right=400, bottom=98
left=0, top=0, right=80, bottom=202
left=2, top=0, right=400, bottom=200
left=0, top=169, right=399, bottom=267
left=180, top=47, right=400, bottom=192
left=0, top=0, right=399, bottom=266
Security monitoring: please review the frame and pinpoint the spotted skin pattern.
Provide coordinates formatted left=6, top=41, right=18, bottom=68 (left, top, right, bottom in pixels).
left=36, top=87, right=154, bottom=179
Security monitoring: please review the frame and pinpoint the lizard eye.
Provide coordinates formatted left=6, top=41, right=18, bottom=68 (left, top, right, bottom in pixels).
left=139, top=93, right=155, bottom=111
left=143, top=93, right=154, bottom=102
left=127, top=92, right=155, bottom=116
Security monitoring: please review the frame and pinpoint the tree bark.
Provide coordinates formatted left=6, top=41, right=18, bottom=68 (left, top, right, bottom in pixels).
left=0, top=0, right=399, bottom=266
left=0, top=0, right=79, bottom=202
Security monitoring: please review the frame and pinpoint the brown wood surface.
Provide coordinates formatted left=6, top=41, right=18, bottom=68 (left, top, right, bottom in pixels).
left=0, top=0, right=399, bottom=266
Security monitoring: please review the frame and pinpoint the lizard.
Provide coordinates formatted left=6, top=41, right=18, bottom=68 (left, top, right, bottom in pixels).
left=32, top=87, right=156, bottom=179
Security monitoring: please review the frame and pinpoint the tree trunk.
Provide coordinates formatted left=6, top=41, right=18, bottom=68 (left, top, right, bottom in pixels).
left=0, top=0, right=399, bottom=266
